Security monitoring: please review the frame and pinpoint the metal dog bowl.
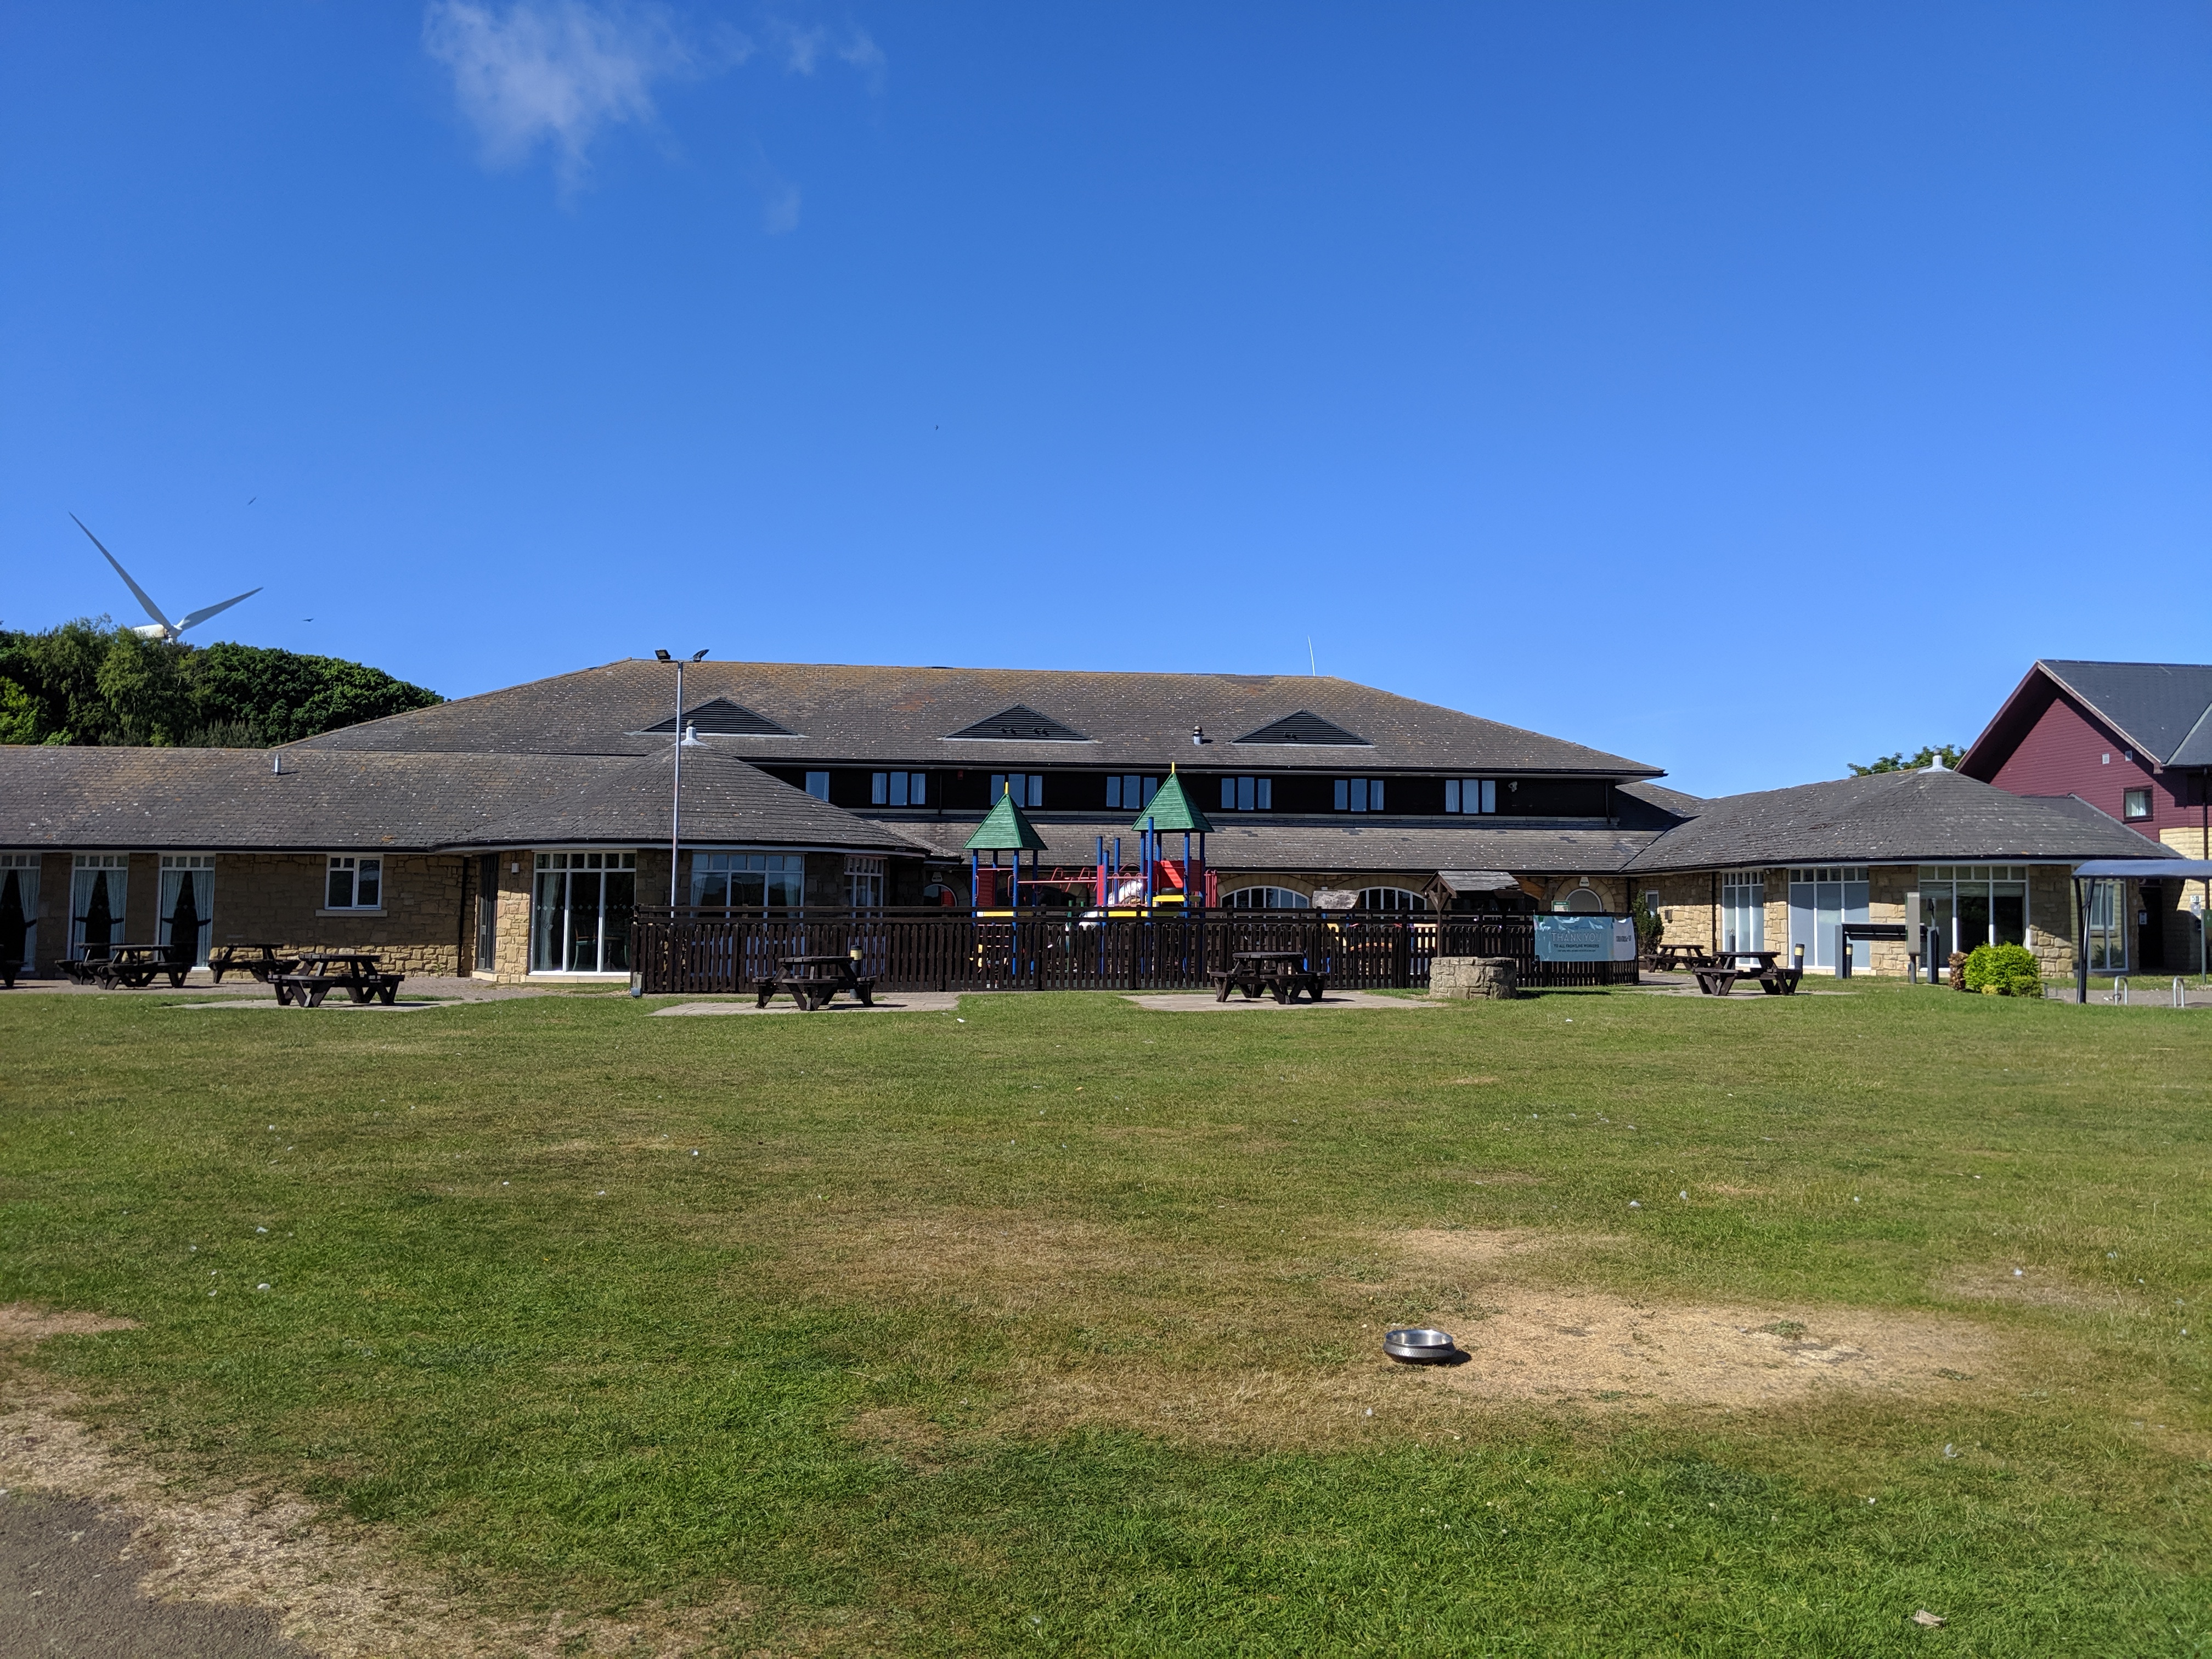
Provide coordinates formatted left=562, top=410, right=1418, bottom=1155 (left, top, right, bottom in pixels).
left=1383, top=1327, right=1458, bottom=1364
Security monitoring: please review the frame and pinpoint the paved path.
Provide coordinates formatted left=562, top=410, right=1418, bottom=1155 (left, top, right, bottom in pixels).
left=1122, top=990, right=1436, bottom=1013
left=652, top=991, right=963, bottom=1015
left=0, top=1490, right=312, bottom=1658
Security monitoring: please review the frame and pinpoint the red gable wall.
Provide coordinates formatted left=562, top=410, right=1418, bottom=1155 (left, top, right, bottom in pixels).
left=1987, top=687, right=2185, bottom=832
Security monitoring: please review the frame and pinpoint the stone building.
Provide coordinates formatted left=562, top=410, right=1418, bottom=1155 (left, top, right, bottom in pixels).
left=1620, top=766, right=2165, bottom=977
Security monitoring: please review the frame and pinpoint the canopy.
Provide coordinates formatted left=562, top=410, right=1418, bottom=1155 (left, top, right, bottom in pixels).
left=1130, top=769, right=1212, bottom=834
left=2072, top=859, right=2212, bottom=879
left=964, top=789, right=1048, bottom=853
left=1436, top=869, right=1521, bottom=894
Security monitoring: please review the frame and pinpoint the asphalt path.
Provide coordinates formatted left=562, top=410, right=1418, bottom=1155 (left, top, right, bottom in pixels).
left=0, top=1489, right=312, bottom=1657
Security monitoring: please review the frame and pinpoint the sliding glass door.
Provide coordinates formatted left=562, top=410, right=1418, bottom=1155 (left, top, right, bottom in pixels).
left=0, top=854, right=38, bottom=971
left=70, top=854, right=128, bottom=959
left=1788, top=866, right=1869, bottom=971
left=531, top=851, right=637, bottom=973
left=159, top=855, right=214, bottom=966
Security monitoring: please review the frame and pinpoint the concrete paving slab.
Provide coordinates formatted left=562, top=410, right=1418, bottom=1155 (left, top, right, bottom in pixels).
left=1121, top=990, right=1437, bottom=1013
left=651, top=991, right=965, bottom=1016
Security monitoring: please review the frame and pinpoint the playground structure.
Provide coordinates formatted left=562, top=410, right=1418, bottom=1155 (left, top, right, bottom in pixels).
left=965, top=770, right=1214, bottom=914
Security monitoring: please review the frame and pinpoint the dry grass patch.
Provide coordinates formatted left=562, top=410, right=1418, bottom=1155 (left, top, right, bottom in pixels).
left=1941, top=1265, right=2142, bottom=1312
left=0, top=1303, right=139, bottom=1345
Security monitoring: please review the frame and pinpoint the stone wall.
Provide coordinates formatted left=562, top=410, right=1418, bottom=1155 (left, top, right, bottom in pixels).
left=211, top=853, right=467, bottom=974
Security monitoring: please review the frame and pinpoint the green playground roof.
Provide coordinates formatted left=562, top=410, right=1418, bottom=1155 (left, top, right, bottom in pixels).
left=964, top=787, right=1049, bottom=852
left=1128, top=770, right=1213, bottom=834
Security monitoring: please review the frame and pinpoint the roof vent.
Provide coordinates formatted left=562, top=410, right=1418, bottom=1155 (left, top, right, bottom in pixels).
left=945, top=705, right=1090, bottom=742
left=1233, top=710, right=1369, bottom=746
left=639, top=698, right=795, bottom=737
left=1923, top=757, right=1949, bottom=772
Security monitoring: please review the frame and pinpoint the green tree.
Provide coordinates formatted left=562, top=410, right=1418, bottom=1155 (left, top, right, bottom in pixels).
left=1849, top=743, right=1963, bottom=776
left=0, top=619, right=441, bottom=747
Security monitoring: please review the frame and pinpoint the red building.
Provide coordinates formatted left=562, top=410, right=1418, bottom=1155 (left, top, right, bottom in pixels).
left=1961, top=660, right=2212, bottom=971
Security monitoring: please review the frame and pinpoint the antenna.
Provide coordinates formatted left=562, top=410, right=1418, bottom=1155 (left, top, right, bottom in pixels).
left=1307, top=637, right=1317, bottom=676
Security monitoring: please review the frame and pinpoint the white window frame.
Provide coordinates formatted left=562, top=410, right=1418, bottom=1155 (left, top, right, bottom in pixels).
left=1222, top=885, right=1309, bottom=909
left=1104, top=775, right=1160, bottom=810
left=2084, top=877, right=2127, bottom=973
left=1719, top=872, right=1765, bottom=955
left=990, top=774, right=1043, bottom=807
left=2123, top=787, right=2152, bottom=821
left=1444, top=778, right=1497, bottom=815
left=1359, top=886, right=1427, bottom=912
left=690, top=849, right=806, bottom=911
left=1915, top=864, right=2032, bottom=963
left=70, top=852, right=129, bottom=958
left=870, top=771, right=927, bottom=806
left=845, top=855, right=885, bottom=910
left=324, top=855, right=383, bottom=912
left=159, top=853, right=216, bottom=967
left=1220, top=776, right=1272, bottom=812
left=532, top=849, right=639, bottom=975
left=0, top=852, right=41, bottom=970
left=1788, top=865, right=1870, bottom=971
left=1333, top=778, right=1386, bottom=813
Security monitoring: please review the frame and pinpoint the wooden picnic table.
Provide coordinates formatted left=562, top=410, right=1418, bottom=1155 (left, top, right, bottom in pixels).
left=58, top=944, right=192, bottom=990
left=1210, top=949, right=1329, bottom=1004
left=1647, top=943, right=1706, bottom=970
left=757, top=952, right=876, bottom=1011
left=208, top=942, right=301, bottom=984
left=1693, top=959, right=1804, bottom=997
left=272, top=951, right=406, bottom=1007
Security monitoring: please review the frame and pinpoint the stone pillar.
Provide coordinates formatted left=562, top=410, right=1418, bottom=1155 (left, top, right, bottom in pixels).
left=1430, top=955, right=1519, bottom=1000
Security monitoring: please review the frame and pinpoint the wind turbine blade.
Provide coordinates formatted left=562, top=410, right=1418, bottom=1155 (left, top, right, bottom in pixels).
left=174, top=589, right=263, bottom=634
left=70, top=514, right=174, bottom=634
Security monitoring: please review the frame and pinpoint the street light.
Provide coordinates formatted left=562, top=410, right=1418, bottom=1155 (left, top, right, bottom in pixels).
left=658, top=648, right=709, bottom=907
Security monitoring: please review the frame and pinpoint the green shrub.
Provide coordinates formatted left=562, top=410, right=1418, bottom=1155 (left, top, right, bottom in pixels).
left=1963, top=942, right=2040, bottom=997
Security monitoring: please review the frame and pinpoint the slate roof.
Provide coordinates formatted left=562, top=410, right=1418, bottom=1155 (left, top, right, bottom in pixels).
left=1623, top=768, right=2167, bottom=873
left=292, top=659, right=1665, bottom=777
left=0, top=746, right=920, bottom=855
left=2036, top=661, right=2212, bottom=766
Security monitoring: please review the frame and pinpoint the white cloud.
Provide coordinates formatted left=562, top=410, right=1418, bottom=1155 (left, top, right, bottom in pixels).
left=768, top=19, right=883, bottom=84
left=423, top=1, right=747, bottom=183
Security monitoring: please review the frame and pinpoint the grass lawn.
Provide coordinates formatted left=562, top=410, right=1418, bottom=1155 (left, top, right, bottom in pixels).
left=2, top=982, right=2208, bottom=1655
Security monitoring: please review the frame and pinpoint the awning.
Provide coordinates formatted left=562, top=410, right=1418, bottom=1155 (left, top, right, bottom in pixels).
left=1435, top=869, right=1521, bottom=893
left=2073, top=859, right=2212, bottom=879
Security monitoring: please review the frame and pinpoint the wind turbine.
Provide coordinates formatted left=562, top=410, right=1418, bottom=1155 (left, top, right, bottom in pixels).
left=71, top=515, right=262, bottom=642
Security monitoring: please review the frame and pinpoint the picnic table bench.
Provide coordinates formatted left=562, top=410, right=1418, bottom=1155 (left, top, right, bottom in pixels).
left=1, top=957, right=18, bottom=990
left=272, top=951, right=405, bottom=1007
left=208, top=942, right=302, bottom=984
left=58, top=944, right=193, bottom=989
left=1210, top=949, right=1329, bottom=1003
left=1692, top=952, right=1804, bottom=997
left=1647, top=942, right=1707, bottom=971
left=756, top=953, right=875, bottom=1011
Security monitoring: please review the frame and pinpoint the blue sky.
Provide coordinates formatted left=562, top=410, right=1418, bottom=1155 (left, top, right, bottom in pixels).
left=3, top=3, right=2206, bottom=795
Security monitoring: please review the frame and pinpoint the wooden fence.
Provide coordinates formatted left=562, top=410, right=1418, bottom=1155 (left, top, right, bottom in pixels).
left=630, top=908, right=1638, bottom=995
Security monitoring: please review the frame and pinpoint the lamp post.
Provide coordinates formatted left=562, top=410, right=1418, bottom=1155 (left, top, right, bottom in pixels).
left=655, top=649, right=709, bottom=907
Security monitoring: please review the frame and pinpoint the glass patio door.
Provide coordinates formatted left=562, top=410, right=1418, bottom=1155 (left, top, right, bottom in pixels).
left=531, top=851, right=637, bottom=973
left=159, top=855, right=214, bottom=966
left=0, top=855, right=38, bottom=971
left=71, top=854, right=128, bottom=959
left=1788, top=866, right=1869, bottom=971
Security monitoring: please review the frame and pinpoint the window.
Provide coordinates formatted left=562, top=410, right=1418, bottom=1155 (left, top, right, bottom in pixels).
left=1360, top=887, right=1428, bottom=912
left=1220, top=776, right=1272, bottom=811
left=0, top=853, right=41, bottom=972
left=1104, top=775, right=1160, bottom=810
left=1558, top=887, right=1605, bottom=913
left=159, top=854, right=214, bottom=967
left=325, top=856, right=382, bottom=911
left=2124, top=787, right=2152, bottom=820
left=1333, top=778, right=1386, bottom=812
left=804, top=772, right=830, bottom=802
left=1223, top=886, right=1309, bottom=909
left=1444, top=779, right=1497, bottom=815
left=70, top=854, right=127, bottom=959
left=2084, top=877, right=2126, bottom=972
left=871, top=771, right=927, bottom=806
left=991, top=774, right=1043, bottom=807
left=1788, top=865, right=1869, bottom=970
left=1915, top=865, right=2029, bottom=964
left=532, top=850, right=638, bottom=973
left=845, top=855, right=885, bottom=909
left=1719, top=873, right=1765, bottom=955
left=690, top=850, right=805, bottom=910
